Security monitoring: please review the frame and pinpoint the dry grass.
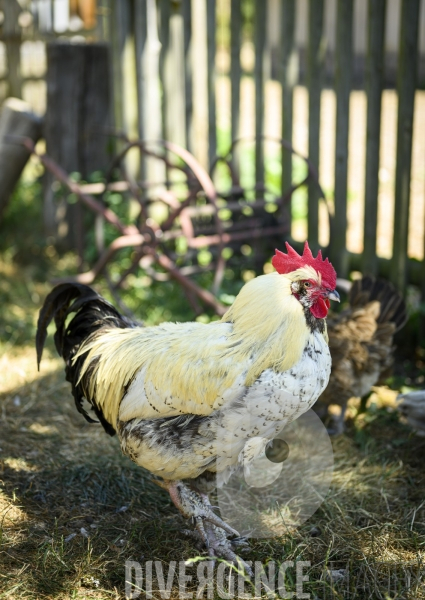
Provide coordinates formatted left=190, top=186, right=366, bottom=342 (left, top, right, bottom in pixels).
left=1, top=262, right=425, bottom=599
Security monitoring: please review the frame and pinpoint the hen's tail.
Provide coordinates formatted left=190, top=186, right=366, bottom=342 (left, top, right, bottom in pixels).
left=348, top=275, right=407, bottom=331
left=36, top=283, right=138, bottom=435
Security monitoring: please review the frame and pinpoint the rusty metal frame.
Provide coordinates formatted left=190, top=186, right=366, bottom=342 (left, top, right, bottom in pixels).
left=17, top=136, right=327, bottom=317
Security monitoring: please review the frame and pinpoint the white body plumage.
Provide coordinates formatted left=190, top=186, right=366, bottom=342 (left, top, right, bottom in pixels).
left=74, top=269, right=332, bottom=482
left=118, top=328, right=330, bottom=480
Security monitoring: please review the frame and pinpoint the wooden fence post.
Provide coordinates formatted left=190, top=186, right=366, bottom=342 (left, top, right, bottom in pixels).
left=159, top=0, right=171, bottom=145
left=422, top=202, right=425, bottom=340
left=207, top=0, right=217, bottom=167
left=109, top=0, right=129, bottom=135
left=307, top=0, right=324, bottom=252
left=330, top=0, right=353, bottom=278
left=134, top=0, right=147, bottom=180
left=192, top=0, right=209, bottom=168
left=3, top=0, right=22, bottom=99
left=44, top=42, right=112, bottom=254
left=254, top=0, right=266, bottom=193
left=159, top=1, right=187, bottom=156
left=138, top=0, right=165, bottom=184
left=391, top=0, right=420, bottom=292
left=230, top=0, right=241, bottom=154
left=280, top=0, right=296, bottom=219
left=182, top=0, right=193, bottom=153
left=362, top=0, right=386, bottom=276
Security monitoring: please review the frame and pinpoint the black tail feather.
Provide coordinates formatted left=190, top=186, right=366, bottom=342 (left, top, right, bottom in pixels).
left=36, top=283, right=138, bottom=435
left=349, top=275, right=407, bottom=332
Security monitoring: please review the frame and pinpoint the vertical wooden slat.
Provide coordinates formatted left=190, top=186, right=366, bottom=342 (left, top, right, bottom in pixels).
left=254, top=0, right=266, bottom=191
left=37, top=0, right=53, bottom=32
left=95, top=0, right=110, bottom=41
left=53, top=0, right=70, bottom=33
left=44, top=44, right=111, bottom=252
left=82, top=44, right=113, bottom=174
left=3, top=0, right=22, bottom=99
left=191, top=0, right=208, bottom=168
left=144, top=0, right=165, bottom=183
left=206, top=0, right=217, bottom=167
left=421, top=200, right=425, bottom=341
left=182, top=0, right=193, bottom=152
left=280, top=0, right=296, bottom=212
left=170, top=9, right=186, bottom=148
left=307, top=0, right=324, bottom=252
left=159, top=2, right=186, bottom=149
left=391, top=0, right=420, bottom=292
left=330, top=0, right=353, bottom=278
left=230, top=0, right=241, bottom=145
left=110, top=0, right=130, bottom=134
left=362, top=0, right=386, bottom=275
left=134, top=0, right=147, bottom=178
left=159, top=0, right=171, bottom=143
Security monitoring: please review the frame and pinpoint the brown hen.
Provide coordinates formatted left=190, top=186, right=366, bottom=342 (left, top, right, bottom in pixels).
left=314, top=275, right=407, bottom=433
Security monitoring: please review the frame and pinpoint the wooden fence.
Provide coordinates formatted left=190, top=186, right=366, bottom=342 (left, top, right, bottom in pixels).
left=1, top=0, right=425, bottom=294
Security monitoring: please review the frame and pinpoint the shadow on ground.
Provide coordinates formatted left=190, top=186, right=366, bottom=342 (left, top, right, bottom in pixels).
left=0, top=368, right=192, bottom=598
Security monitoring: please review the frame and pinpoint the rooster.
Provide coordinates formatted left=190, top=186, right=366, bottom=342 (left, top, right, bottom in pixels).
left=314, top=275, right=407, bottom=433
left=36, top=242, right=339, bottom=567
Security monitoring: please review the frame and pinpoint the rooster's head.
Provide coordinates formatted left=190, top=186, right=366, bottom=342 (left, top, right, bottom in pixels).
left=272, top=241, right=339, bottom=319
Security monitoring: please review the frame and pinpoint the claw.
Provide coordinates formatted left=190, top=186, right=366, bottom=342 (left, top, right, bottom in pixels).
left=201, top=509, right=240, bottom=538
left=231, top=536, right=250, bottom=548
left=202, top=521, right=253, bottom=576
left=195, top=517, right=209, bottom=548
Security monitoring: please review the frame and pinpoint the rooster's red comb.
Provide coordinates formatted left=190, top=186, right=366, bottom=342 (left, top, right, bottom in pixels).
left=272, top=241, right=336, bottom=289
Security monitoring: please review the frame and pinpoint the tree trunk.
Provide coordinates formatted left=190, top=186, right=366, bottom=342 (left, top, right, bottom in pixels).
left=0, top=98, right=42, bottom=223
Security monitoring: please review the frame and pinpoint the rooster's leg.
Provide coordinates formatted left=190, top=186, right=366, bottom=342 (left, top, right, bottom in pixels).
left=161, top=480, right=252, bottom=574
left=165, top=480, right=238, bottom=537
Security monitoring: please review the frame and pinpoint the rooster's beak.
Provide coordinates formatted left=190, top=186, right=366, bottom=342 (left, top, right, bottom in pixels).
left=328, top=290, right=340, bottom=302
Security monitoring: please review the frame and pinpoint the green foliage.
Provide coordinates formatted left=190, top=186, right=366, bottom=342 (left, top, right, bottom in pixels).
left=220, top=134, right=309, bottom=224
left=241, top=0, right=255, bottom=42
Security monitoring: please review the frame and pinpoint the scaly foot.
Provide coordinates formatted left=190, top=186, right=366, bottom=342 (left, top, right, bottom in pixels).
left=158, top=480, right=252, bottom=575
left=183, top=494, right=252, bottom=575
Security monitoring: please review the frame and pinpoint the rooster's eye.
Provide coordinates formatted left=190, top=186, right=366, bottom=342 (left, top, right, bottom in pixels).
left=304, top=282, right=311, bottom=288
